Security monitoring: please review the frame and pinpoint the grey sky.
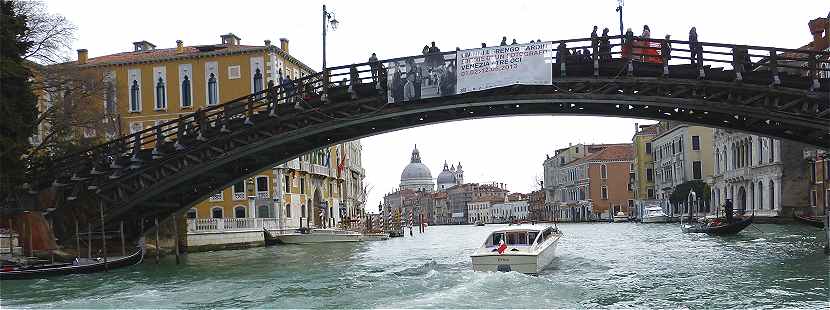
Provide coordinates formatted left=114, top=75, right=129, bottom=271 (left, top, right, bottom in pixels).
left=48, top=0, right=827, bottom=210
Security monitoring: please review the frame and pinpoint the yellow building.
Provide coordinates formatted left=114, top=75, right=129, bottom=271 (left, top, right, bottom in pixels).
left=631, top=122, right=659, bottom=209
left=51, top=33, right=365, bottom=227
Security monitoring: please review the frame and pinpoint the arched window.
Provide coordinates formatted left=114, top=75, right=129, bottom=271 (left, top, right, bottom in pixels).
left=253, top=68, right=263, bottom=93
left=600, top=164, right=608, bottom=179
left=747, top=140, right=752, bottom=166
left=234, top=206, right=246, bottom=218
left=208, top=73, right=218, bottom=105
left=130, top=80, right=140, bottom=111
left=105, top=82, right=116, bottom=114
left=769, top=180, right=775, bottom=210
left=768, top=140, right=774, bottom=163
left=749, top=182, right=755, bottom=210
left=155, top=77, right=166, bottom=110
left=212, top=207, right=223, bottom=219
left=301, top=204, right=307, bottom=218
left=757, top=180, right=764, bottom=210
left=258, top=205, right=270, bottom=218
left=285, top=204, right=292, bottom=218
left=181, top=75, right=192, bottom=107
left=186, top=208, right=197, bottom=219
left=715, top=149, right=720, bottom=173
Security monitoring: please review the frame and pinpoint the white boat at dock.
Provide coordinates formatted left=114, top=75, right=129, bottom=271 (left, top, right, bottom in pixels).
left=360, top=232, right=390, bottom=241
left=276, top=228, right=362, bottom=244
left=470, top=224, right=562, bottom=275
left=613, top=212, right=629, bottom=223
left=641, top=206, right=670, bottom=223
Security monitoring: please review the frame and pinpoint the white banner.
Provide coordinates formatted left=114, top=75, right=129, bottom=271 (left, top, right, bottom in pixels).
left=456, top=42, right=554, bottom=94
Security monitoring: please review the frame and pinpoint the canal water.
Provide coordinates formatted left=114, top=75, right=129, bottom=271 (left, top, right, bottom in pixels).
left=1, top=223, right=827, bottom=309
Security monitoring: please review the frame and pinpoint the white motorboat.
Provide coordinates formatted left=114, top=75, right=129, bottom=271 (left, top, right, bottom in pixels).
left=276, top=228, right=362, bottom=244
left=613, top=211, right=629, bottom=223
left=470, top=224, right=562, bottom=275
left=641, top=206, right=670, bottom=223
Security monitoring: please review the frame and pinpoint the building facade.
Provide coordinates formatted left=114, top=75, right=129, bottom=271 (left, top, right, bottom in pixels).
left=52, top=34, right=366, bottom=232
left=651, top=123, right=714, bottom=215
left=544, top=144, right=634, bottom=221
left=709, top=129, right=811, bottom=219
left=631, top=123, right=660, bottom=217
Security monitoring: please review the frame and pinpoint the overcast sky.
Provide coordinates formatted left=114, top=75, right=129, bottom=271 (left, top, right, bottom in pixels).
left=47, top=0, right=827, bottom=211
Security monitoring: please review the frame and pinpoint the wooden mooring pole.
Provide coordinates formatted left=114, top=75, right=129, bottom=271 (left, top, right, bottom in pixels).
left=75, top=220, right=80, bottom=259
left=824, top=213, right=829, bottom=255
left=87, top=223, right=92, bottom=258
left=154, top=217, right=160, bottom=264
left=172, top=214, right=180, bottom=265
left=99, top=202, right=108, bottom=271
left=120, top=221, right=126, bottom=256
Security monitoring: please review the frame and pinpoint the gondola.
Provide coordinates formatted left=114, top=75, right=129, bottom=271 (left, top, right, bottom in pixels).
left=793, top=213, right=825, bottom=229
left=263, top=229, right=280, bottom=246
left=681, top=215, right=754, bottom=235
left=0, top=246, right=145, bottom=280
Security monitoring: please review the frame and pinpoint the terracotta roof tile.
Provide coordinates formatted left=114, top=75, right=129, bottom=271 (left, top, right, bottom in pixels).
left=84, top=44, right=266, bottom=66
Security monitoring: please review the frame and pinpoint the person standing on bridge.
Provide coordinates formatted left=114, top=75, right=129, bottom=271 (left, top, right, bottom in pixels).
left=600, top=28, right=611, bottom=61
left=662, top=34, right=672, bottom=75
left=511, top=39, right=518, bottom=45
left=500, top=36, right=508, bottom=46
left=481, top=42, right=487, bottom=48
left=556, top=42, right=570, bottom=64
left=369, top=53, right=379, bottom=83
left=591, top=26, right=599, bottom=53
left=689, top=27, right=701, bottom=65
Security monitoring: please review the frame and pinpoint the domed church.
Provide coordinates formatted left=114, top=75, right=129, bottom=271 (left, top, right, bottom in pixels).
left=400, top=145, right=435, bottom=192
left=437, top=161, right=464, bottom=191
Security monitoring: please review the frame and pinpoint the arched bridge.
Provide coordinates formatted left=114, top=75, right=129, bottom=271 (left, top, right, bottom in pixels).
left=20, top=35, right=830, bottom=243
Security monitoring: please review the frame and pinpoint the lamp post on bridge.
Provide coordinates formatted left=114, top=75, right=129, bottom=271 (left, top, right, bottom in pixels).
left=615, top=0, right=624, bottom=36
left=322, top=5, right=339, bottom=87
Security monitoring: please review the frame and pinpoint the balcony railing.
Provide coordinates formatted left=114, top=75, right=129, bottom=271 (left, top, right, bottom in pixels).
left=232, top=192, right=246, bottom=201
left=311, top=164, right=329, bottom=176
left=187, top=217, right=281, bottom=233
left=209, top=192, right=224, bottom=201
left=256, top=191, right=270, bottom=199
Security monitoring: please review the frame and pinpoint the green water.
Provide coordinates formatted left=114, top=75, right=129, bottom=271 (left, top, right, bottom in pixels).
left=1, top=223, right=827, bottom=309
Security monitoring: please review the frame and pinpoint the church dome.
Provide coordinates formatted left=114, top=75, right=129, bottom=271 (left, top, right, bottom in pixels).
left=400, top=146, right=434, bottom=191
left=436, top=162, right=456, bottom=184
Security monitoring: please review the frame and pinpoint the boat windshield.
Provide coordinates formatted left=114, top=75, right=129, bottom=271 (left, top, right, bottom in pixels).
left=491, top=232, right=504, bottom=246
left=527, top=231, right=539, bottom=245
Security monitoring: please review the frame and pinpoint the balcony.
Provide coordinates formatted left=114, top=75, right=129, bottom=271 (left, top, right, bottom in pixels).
left=311, top=164, right=329, bottom=176
left=209, top=192, right=224, bottom=202
left=256, top=191, right=270, bottom=199
left=280, top=160, right=301, bottom=170
left=232, top=192, right=246, bottom=201
left=187, top=218, right=281, bottom=233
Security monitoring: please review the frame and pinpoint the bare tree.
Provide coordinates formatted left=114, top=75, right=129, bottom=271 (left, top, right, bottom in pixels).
left=14, top=1, right=76, bottom=65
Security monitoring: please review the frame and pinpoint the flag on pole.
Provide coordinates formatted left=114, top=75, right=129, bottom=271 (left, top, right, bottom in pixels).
left=497, top=239, right=507, bottom=255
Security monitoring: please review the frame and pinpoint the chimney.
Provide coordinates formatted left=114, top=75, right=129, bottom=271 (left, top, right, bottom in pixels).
left=176, top=40, right=184, bottom=53
left=220, top=33, right=241, bottom=45
left=133, top=41, right=156, bottom=51
left=77, top=49, right=88, bottom=64
left=264, top=39, right=272, bottom=47
left=634, top=122, right=639, bottom=133
left=279, top=38, right=289, bottom=53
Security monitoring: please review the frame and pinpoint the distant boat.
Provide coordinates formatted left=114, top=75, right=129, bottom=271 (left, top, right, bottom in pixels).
left=474, top=220, right=485, bottom=226
left=470, top=224, right=561, bottom=275
left=681, top=216, right=754, bottom=235
left=793, top=213, right=825, bottom=229
left=360, top=233, right=390, bottom=241
left=0, top=246, right=144, bottom=280
left=641, top=206, right=670, bottom=223
left=276, top=228, right=362, bottom=244
left=613, top=212, right=629, bottom=223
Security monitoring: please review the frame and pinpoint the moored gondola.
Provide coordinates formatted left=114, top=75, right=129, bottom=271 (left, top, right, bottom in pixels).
left=0, top=246, right=144, bottom=280
left=793, top=213, right=825, bottom=229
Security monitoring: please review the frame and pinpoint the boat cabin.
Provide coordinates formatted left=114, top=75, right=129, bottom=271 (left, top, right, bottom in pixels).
left=486, top=226, right=558, bottom=248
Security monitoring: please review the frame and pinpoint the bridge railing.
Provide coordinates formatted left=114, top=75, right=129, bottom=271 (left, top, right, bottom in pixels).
left=25, top=35, right=830, bottom=194
left=187, top=217, right=281, bottom=233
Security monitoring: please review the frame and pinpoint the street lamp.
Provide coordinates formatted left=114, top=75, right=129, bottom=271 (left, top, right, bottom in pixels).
left=615, top=0, right=624, bottom=36
left=322, top=5, right=339, bottom=73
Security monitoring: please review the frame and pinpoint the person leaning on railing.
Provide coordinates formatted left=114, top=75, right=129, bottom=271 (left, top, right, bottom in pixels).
left=599, top=28, right=611, bottom=61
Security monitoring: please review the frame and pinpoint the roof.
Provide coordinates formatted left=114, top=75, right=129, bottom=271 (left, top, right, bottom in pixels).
left=567, top=143, right=633, bottom=165
left=74, top=43, right=315, bottom=74
left=637, top=124, right=660, bottom=135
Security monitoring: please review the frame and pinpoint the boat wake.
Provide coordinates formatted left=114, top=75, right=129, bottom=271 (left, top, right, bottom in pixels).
left=393, top=260, right=438, bottom=276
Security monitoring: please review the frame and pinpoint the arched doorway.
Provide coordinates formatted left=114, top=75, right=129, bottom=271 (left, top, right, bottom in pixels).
left=312, top=189, right=323, bottom=227
left=738, top=187, right=746, bottom=214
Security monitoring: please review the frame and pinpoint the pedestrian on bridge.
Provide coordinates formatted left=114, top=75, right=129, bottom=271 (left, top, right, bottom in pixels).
left=481, top=42, right=487, bottom=48
left=369, top=53, right=379, bottom=83
left=689, top=27, right=701, bottom=65
left=500, top=36, right=508, bottom=46
left=556, top=42, right=570, bottom=64
left=591, top=26, right=599, bottom=52
left=511, top=39, right=518, bottom=45
left=600, top=28, right=611, bottom=61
